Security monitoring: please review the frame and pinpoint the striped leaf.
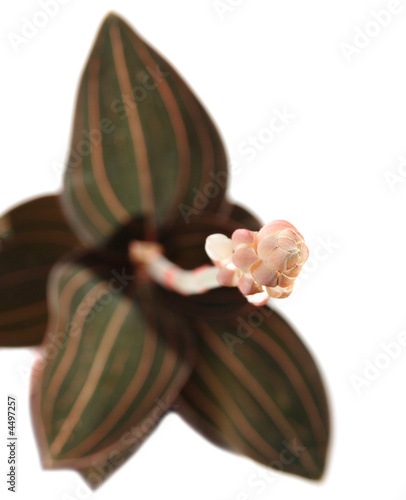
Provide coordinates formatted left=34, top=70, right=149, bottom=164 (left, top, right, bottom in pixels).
left=176, top=304, right=329, bottom=480
left=62, top=13, right=228, bottom=246
left=0, top=196, right=82, bottom=346
left=160, top=204, right=262, bottom=270
left=31, top=251, right=195, bottom=487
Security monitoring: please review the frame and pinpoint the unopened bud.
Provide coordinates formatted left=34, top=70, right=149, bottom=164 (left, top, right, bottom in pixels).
left=205, top=220, right=308, bottom=303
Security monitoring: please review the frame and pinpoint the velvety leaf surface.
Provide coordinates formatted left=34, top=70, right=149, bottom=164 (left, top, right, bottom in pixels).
left=0, top=196, right=82, bottom=346
left=62, top=13, right=228, bottom=246
left=31, top=251, right=195, bottom=487
left=176, top=303, right=329, bottom=480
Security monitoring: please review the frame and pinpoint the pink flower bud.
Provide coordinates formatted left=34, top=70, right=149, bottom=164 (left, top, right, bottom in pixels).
left=205, top=220, right=308, bottom=303
left=205, top=234, right=233, bottom=267
left=231, top=220, right=308, bottom=299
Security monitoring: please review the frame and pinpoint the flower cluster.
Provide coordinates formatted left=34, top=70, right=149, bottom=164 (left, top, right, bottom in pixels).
left=206, top=220, right=309, bottom=305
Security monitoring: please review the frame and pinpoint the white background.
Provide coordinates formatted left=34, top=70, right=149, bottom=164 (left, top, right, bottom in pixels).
left=1, top=0, right=406, bottom=498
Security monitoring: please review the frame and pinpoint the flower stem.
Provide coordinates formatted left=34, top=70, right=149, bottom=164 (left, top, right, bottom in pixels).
left=129, top=241, right=221, bottom=295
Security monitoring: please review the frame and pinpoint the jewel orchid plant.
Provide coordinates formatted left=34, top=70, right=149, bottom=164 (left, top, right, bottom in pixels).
left=0, top=13, right=329, bottom=489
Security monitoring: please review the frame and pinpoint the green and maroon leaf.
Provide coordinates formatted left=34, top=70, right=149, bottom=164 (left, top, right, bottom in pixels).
left=175, top=303, right=329, bottom=480
left=0, top=196, right=83, bottom=347
left=218, top=201, right=263, bottom=232
left=30, top=251, right=195, bottom=487
left=160, top=203, right=261, bottom=269
left=61, top=13, right=228, bottom=246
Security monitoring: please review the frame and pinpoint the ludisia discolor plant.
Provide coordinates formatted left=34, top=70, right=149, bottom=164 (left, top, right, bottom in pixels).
left=0, top=13, right=329, bottom=489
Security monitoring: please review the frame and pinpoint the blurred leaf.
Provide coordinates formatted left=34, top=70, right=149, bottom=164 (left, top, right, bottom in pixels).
left=160, top=203, right=261, bottom=269
left=219, top=201, right=263, bottom=232
left=31, top=251, right=195, bottom=487
left=176, top=303, right=329, bottom=480
left=62, top=13, right=228, bottom=246
left=0, top=196, right=82, bottom=346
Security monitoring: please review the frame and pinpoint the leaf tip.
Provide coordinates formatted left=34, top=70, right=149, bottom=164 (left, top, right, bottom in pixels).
left=99, top=11, right=131, bottom=34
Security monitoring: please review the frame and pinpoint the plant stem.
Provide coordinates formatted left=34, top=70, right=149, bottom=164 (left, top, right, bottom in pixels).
left=129, top=241, right=221, bottom=295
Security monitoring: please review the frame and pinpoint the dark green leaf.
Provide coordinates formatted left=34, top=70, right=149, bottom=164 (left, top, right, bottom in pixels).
left=0, top=196, right=82, bottom=346
left=31, top=251, right=195, bottom=487
left=62, top=13, right=228, bottom=246
left=176, top=304, right=329, bottom=480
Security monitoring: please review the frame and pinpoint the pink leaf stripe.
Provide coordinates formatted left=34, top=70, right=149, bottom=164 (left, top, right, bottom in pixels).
left=31, top=253, right=195, bottom=488
left=62, top=13, right=228, bottom=246
left=108, top=21, right=155, bottom=233
left=0, top=196, right=82, bottom=346
left=177, top=306, right=329, bottom=479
